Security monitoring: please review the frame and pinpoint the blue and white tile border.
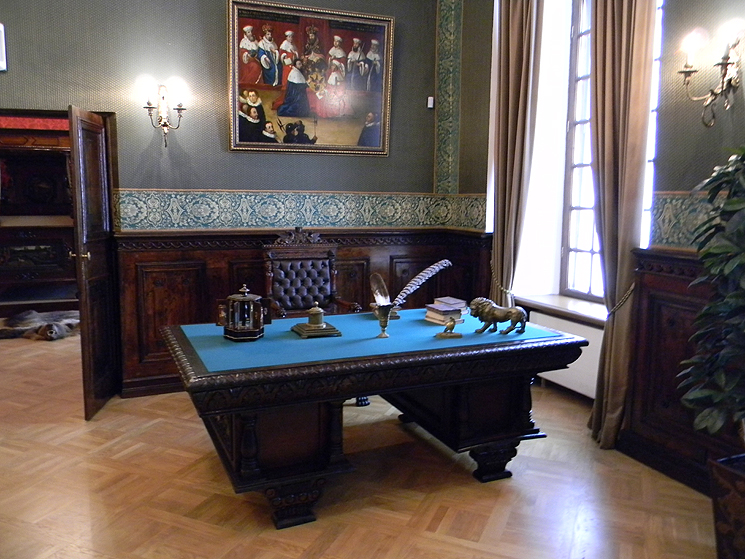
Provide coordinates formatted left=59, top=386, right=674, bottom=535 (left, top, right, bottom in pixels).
left=650, top=191, right=709, bottom=251
left=115, top=189, right=486, bottom=231
left=435, top=0, right=462, bottom=196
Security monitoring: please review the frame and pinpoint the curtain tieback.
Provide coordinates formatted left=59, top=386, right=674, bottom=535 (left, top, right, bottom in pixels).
left=495, top=282, right=513, bottom=296
left=489, top=262, right=514, bottom=296
left=608, top=282, right=636, bottom=316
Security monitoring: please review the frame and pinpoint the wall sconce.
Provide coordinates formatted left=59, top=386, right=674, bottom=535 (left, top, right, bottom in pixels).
left=143, top=84, right=186, bottom=147
left=679, top=22, right=744, bottom=128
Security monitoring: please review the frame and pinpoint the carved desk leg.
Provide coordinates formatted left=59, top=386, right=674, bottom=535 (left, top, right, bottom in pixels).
left=469, top=433, right=546, bottom=483
left=239, top=413, right=261, bottom=478
left=469, top=440, right=520, bottom=482
left=261, top=400, right=353, bottom=529
left=265, top=478, right=326, bottom=529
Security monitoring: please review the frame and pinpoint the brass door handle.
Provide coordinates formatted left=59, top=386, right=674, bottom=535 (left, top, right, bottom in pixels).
left=69, top=251, right=91, bottom=260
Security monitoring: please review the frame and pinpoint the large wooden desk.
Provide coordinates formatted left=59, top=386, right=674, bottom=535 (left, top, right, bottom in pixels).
left=161, top=309, right=586, bottom=528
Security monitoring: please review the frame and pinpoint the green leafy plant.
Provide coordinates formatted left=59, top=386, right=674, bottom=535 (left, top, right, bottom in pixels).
left=679, top=147, right=745, bottom=436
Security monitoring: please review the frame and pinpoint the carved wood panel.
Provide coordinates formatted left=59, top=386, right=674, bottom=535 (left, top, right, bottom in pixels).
left=618, top=249, right=744, bottom=495
left=136, top=261, right=207, bottom=364
left=227, top=258, right=266, bottom=298
left=0, top=227, right=75, bottom=280
left=118, top=230, right=492, bottom=396
left=633, top=292, right=710, bottom=462
left=334, top=258, right=368, bottom=310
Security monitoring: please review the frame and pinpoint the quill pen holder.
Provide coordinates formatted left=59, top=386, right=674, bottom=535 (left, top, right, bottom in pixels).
left=370, top=303, right=400, bottom=320
left=375, top=303, right=394, bottom=338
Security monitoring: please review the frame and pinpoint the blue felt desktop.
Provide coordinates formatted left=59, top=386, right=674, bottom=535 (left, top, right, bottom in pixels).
left=179, top=309, right=562, bottom=374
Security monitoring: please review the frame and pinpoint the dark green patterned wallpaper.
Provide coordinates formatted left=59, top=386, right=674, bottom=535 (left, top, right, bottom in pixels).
left=651, top=0, right=745, bottom=249
left=0, top=0, right=439, bottom=195
left=0, top=0, right=491, bottom=231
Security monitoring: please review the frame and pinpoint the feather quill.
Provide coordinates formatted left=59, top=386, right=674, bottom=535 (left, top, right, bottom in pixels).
left=392, top=259, right=452, bottom=308
left=370, top=272, right=391, bottom=306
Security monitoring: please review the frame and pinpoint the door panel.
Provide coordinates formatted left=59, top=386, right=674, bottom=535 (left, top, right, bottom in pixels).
left=69, top=106, right=121, bottom=420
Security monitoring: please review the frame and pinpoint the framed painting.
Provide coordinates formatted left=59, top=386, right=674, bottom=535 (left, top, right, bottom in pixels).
left=229, top=0, right=393, bottom=155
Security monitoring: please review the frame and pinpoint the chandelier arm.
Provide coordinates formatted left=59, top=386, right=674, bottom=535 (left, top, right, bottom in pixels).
left=684, top=81, right=717, bottom=103
left=165, top=113, right=183, bottom=131
left=147, top=112, right=160, bottom=130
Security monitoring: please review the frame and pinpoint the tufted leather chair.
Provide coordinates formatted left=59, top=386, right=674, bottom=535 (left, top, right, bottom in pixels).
left=263, top=228, right=362, bottom=318
left=264, top=228, right=367, bottom=406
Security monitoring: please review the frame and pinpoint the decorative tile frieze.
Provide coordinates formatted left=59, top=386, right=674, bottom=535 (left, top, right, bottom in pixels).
left=650, top=191, right=710, bottom=251
left=115, top=190, right=486, bottom=231
left=435, top=0, right=462, bottom=195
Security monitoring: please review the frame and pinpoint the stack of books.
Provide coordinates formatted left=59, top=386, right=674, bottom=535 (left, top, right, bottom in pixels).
left=424, top=296, right=467, bottom=325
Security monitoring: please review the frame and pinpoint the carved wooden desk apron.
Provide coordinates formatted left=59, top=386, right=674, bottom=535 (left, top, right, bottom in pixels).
left=161, top=310, right=586, bottom=529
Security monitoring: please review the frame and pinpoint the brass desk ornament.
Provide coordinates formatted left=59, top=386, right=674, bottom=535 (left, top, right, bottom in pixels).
left=291, top=302, right=342, bottom=338
left=469, top=297, right=528, bottom=335
left=435, top=316, right=463, bottom=339
left=370, top=302, right=400, bottom=320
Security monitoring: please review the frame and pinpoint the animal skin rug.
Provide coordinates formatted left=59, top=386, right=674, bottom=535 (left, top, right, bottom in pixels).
left=0, top=310, right=80, bottom=341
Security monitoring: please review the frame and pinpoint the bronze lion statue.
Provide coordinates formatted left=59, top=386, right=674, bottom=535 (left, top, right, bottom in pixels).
left=469, top=297, right=527, bottom=335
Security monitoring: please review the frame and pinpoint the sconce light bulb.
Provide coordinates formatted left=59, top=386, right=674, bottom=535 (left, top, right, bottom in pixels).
left=718, top=19, right=745, bottom=51
left=682, top=31, right=706, bottom=67
left=157, top=85, right=170, bottom=121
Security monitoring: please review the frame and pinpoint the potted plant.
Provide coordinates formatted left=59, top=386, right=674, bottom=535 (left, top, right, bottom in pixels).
left=679, top=147, right=745, bottom=558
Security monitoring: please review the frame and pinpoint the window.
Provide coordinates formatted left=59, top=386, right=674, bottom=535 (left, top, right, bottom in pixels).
left=513, top=0, right=662, bottom=306
left=561, top=0, right=603, bottom=302
left=559, top=0, right=662, bottom=298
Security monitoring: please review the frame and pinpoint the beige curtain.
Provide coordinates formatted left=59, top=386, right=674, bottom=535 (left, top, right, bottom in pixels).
left=491, top=0, right=543, bottom=307
left=589, top=0, right=656, bottom=448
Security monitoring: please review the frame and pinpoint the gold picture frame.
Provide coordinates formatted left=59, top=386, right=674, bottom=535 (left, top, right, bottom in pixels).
left=228, top=0, right=394, bottom=155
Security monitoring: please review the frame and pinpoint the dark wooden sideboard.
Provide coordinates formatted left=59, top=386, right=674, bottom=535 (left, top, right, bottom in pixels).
left=0, top=113, right=78, bottom=316
left=0, top=226, right=77, bottom=315
left=617, top=248, right=744, bottom=495
left=116, top=228, right=492, bottom=397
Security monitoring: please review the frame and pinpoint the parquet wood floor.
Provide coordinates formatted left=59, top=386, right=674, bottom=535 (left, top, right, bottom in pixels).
left=0, top=336, right=716, bottom=558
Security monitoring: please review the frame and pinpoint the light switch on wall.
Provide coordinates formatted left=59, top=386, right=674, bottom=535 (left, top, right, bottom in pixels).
left=0, top=24, right=6, bottom=72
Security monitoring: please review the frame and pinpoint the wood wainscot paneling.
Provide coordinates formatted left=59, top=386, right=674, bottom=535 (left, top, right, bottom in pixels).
left=117, top=232, right=267, bottom=396
left=617, top=248, right=744, bottom=495
left=334, top=259, right=369, bottom=312
left=135, top=261, right=208, bottom=363
left=116, top=229, right=492, bottom=397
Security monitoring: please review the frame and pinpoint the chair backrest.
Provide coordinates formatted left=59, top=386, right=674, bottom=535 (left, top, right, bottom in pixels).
left=263, top=228, right=338, bottom=312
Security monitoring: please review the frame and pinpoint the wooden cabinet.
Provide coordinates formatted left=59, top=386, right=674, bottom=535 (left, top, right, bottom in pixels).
left=0, top=111, right=77, bottom=316
left=116, top=229, right=492, bottom=397
left=617, top=248, right=743, bottom=495
left=0, top=225, right=77, bottom=315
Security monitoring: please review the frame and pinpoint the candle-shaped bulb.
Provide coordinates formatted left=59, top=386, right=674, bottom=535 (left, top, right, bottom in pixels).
left=682, top=29, right=706, bottom=68
left=157, top=85, right=169, bottom=121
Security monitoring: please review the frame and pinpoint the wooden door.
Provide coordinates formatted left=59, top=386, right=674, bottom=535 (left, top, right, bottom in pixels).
left=68, top=106, right=121, bottom=420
